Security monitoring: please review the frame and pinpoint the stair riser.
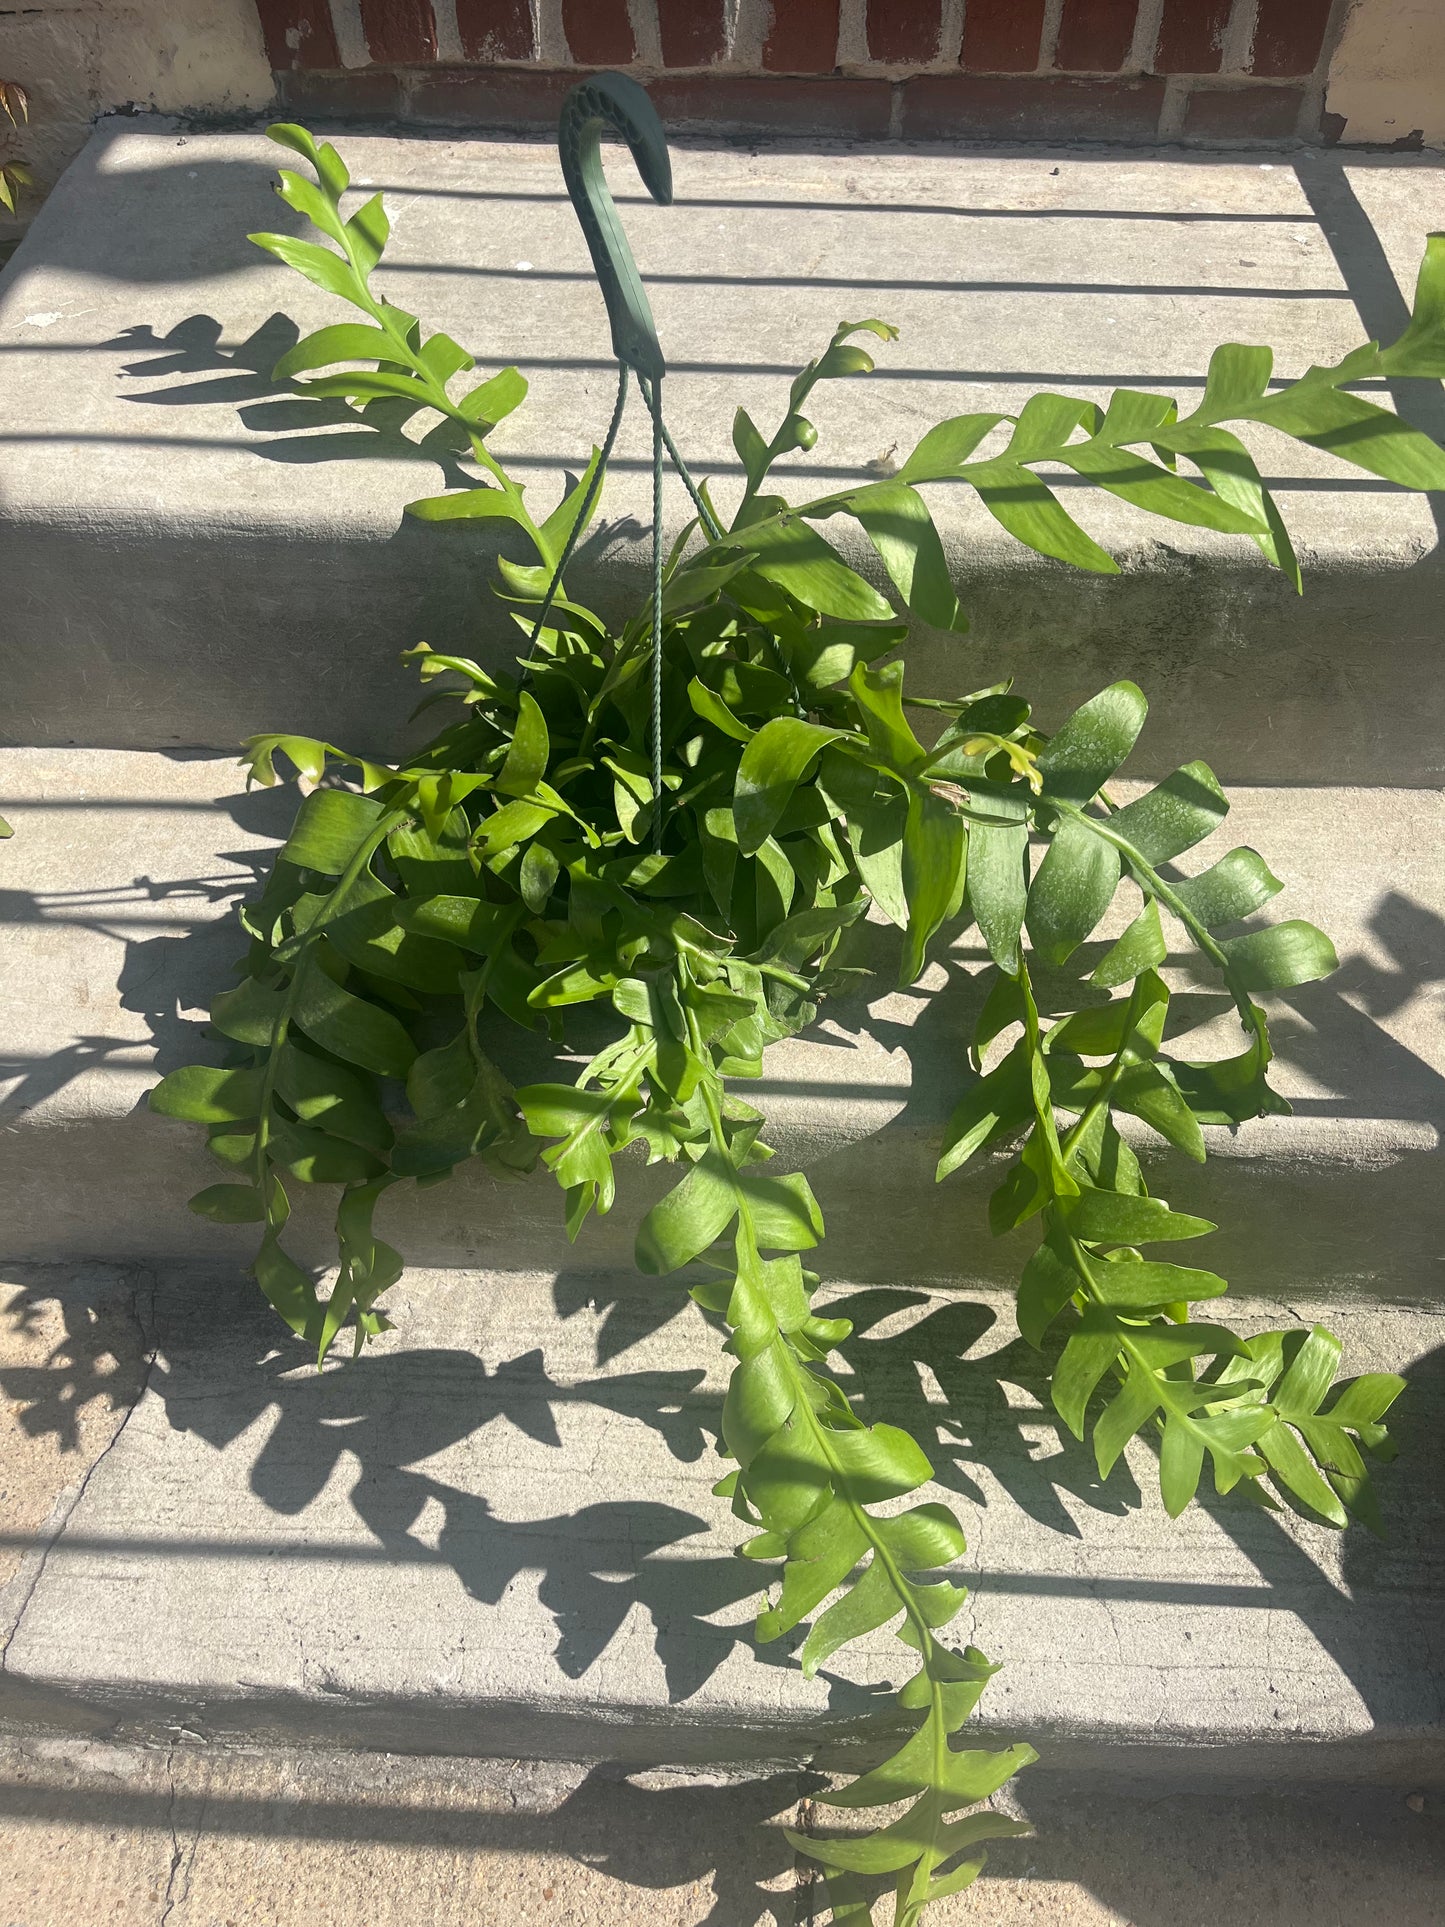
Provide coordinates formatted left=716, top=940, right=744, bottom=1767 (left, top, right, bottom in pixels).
left=3, top=1676, right=1441, bottom=1786
left=3, top=523, right=1442, bottom=785
left=1, top=1110, right=1439, bottom=1303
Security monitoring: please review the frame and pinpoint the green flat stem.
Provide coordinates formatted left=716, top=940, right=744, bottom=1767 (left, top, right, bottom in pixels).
left=681, top=965, right=953, bottom=1921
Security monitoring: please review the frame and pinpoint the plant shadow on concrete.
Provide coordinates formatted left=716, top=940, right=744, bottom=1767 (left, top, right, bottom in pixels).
left=110, top=315, right=483, bottom=485
left=0, top=1715, right=810, bottom=1927
left=0, top=780, right=295, bottom=1131
left=3, top=1272, right=1444, bottom=1927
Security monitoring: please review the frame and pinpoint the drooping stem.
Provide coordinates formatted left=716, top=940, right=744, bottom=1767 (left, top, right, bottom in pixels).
left=680, top=966, right=955, bottom=1919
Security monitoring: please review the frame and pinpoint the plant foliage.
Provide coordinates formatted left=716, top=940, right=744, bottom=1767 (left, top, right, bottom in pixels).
left=149, top=124, right=1439, bottom=1923
left=0, top=80, right=31, bottom=217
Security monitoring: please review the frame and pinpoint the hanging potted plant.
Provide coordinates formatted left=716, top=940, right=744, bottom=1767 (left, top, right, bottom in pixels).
left=150, top=77, right=1443, bottom=1926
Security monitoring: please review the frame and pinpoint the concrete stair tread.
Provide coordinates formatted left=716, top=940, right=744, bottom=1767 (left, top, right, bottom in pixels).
left=1, top=124, right=1443, bottom=774
left=0, top=747, right=1440, bottom=1296
left=3, top=1264, right=1441, bottom=1778
left=5, top=1731, right=1445, bottom=1927
left=0, top=743, right=1441, bottom=1302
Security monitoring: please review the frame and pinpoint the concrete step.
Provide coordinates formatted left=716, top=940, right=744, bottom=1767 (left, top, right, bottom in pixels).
left=1, top=121, right=1443, bottom=779
left=1, top=747, right=1440, bottom=1299
left=0, top=1732, right=806, bottom=1927
left=3, top=1262, right=1442, bottom=1783
left=4, top=1733, right=1444, bottom=1927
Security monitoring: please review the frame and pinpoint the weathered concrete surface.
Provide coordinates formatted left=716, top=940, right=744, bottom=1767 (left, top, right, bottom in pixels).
left=0, top=1734, right=803, bottom=1926
left=4, top=1734, right=1441, bottom=1927
left=0, top=1269, right=148, bottom=1622
left=1, top=124, right=1443, bottom=777
left=1, top=748, right=1440, bottom=1299
left=2, top=1737, right=1443, bottom=1927
left=2, top=1264, right=1441, bottom=1779
left=2, top=1271, right=1442, bottom=1913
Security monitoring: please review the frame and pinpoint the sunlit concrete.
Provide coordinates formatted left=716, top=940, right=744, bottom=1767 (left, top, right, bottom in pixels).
left=2, top=1264, right=1441, bottom=1778
left=1, top=123, right=1443, bottom=778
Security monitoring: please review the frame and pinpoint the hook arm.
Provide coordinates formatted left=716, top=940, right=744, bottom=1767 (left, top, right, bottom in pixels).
left=557, top=72, right=672, bottom=385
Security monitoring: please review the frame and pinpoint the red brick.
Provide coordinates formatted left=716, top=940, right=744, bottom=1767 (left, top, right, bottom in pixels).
left=455, top=0, right=532, bottom=61
left=407, top=65, right=572, bottom=124
left=360, top=0, right=436, bottom=64
left=274, top=67, right=406, bottom=115
left=1055, top=0, right=1139, bottom=72
left=866, top=0, right=942, bottom=64
left=658, top=0, right=728, bottom=66
left=649, top=73, right=892, bottom=137
left=763, top=0, right=840, bottom=73
left=902, top=71, right=1165, bottom=139
left=1250, top=0, right=1332, bottom=76
left=253, top=0, right=340, bottom=72
left=1182, top=81, right=1305, bottom=138
left=563, top=0, right=635, bottom=65
left=1155, top=0, right=1230, bottom=73
left=960, top=0, right=1045, bottom=73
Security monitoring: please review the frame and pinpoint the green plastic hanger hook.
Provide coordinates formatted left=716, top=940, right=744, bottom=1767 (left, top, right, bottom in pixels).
left=558, top=72, right=672, bottom=385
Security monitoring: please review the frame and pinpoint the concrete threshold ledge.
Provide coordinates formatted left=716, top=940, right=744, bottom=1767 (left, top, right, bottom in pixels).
left=0, top=749, right=1440, bottom=1298
left=0, top=124, right=1443, bottom=776
left=2, top=1265, right=1442, bottom=1782
left=3, top=1733, right=1444, bottom=1927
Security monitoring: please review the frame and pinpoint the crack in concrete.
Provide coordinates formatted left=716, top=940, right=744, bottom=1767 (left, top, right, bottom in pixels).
left=157, top=1739, right=210, bottom=1925
left=157, top=1744, right=184, bottom=1925
left=0, top=1268, right=158, bottom=1668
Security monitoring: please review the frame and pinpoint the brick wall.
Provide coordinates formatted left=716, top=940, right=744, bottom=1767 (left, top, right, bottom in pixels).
left=258, top=0, right=1359, bottom=143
